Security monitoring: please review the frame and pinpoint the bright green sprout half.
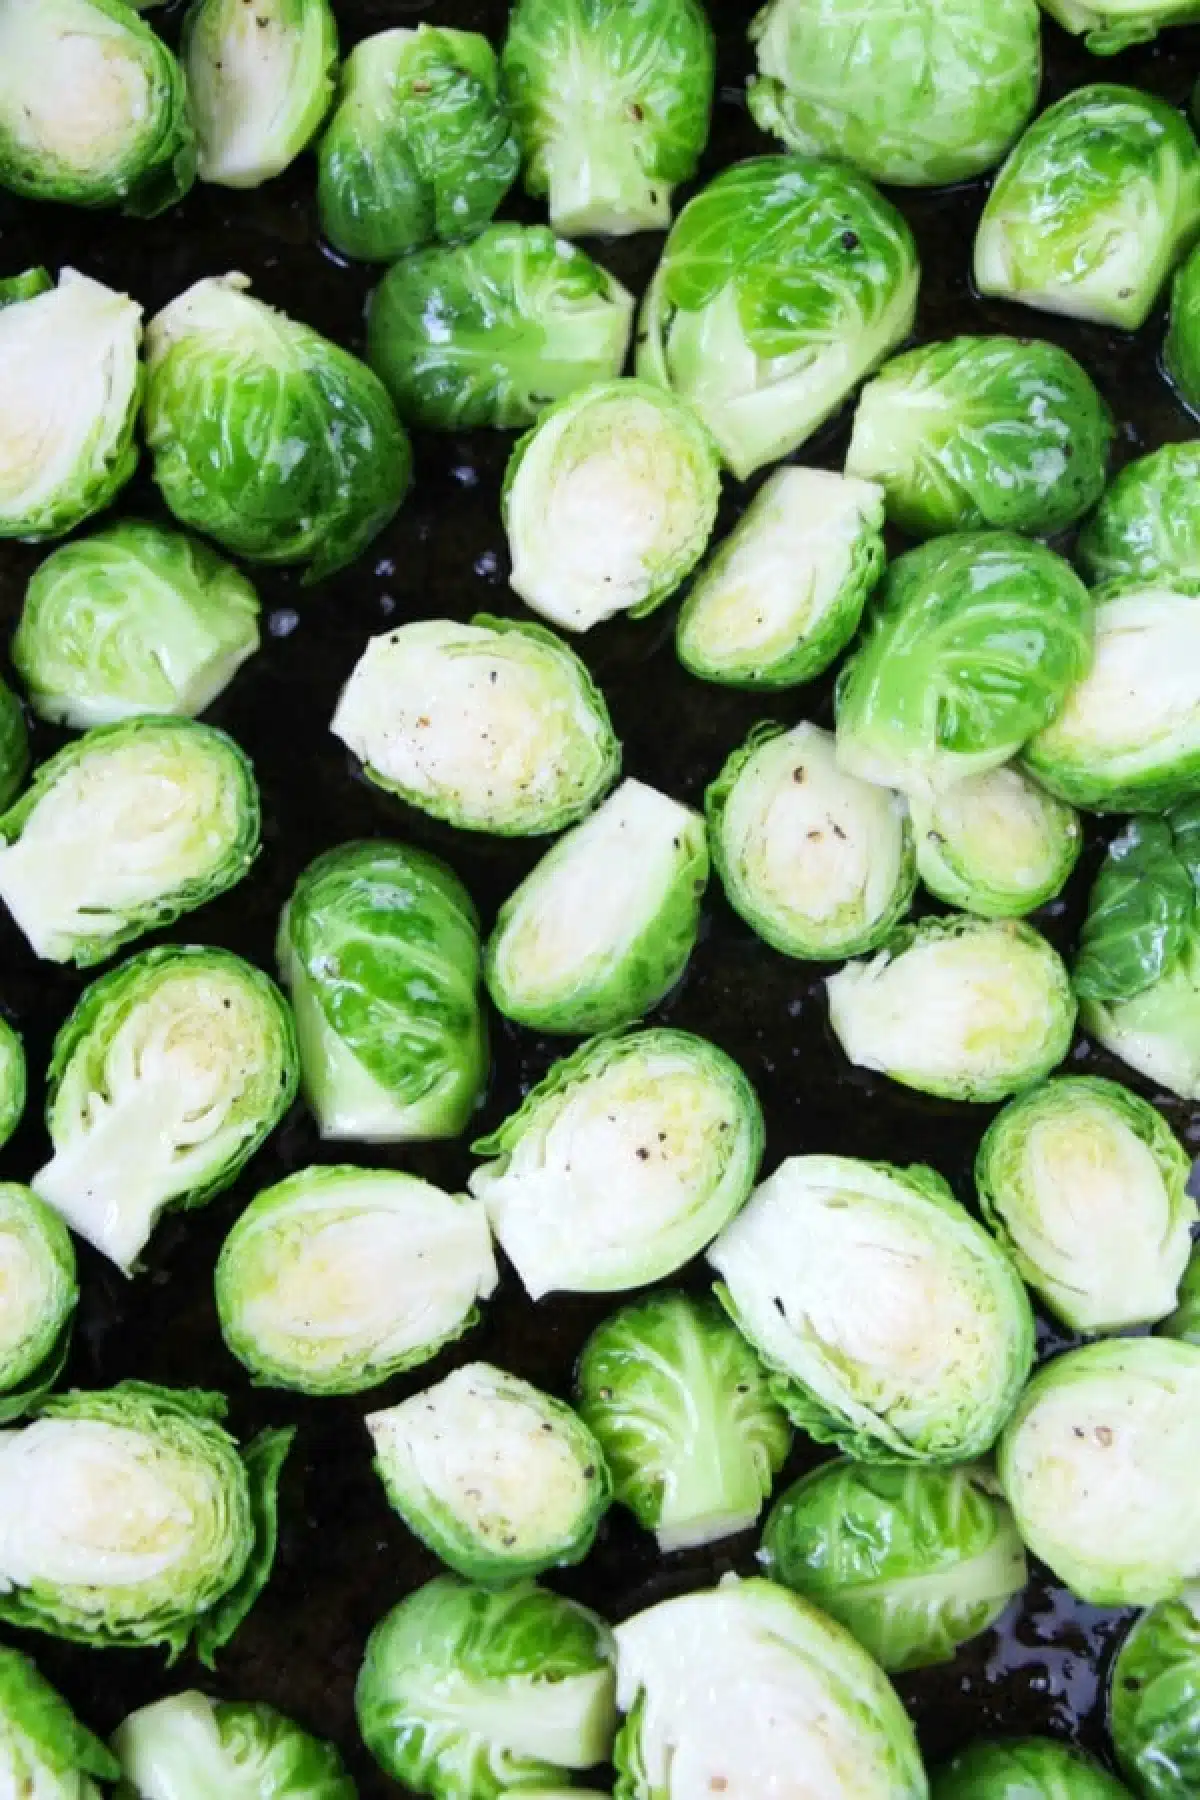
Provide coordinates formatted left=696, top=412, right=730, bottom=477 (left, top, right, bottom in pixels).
left=1110, top=1593, right=1200, bottom=1800
left=1077, top=443, right=1200, bottom=586
left=0, top=1644, right=119, bottom=1797
left=932, top=1738, right=1132, bottom=1800
left=0, top=1183, right=77, bottom=1424
left=183, top=0, right=338, bottom=190
left=911, top=766, right=1081, bottom=920
left=1038, top=0, right=1200, bottom=53
left=0, top=1016, right=24, bottom=1151
left=113, top=1689, right=357, bottom=1799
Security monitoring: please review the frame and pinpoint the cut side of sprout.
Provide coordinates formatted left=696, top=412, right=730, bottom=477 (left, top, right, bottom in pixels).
left=183, top=0, right=338, bottom=189
left=912, top=766, right=1082, bottom=919
left=0, top=1184, right=76, bottom=1422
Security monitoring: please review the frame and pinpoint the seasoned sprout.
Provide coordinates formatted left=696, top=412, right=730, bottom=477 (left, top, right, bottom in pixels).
left=501, top=0, right=714, bottom=237
left=933, top=1740, right=1132, bottom=1800
left=1077, top=444, right=1200, bottom=586
left=469, top=1030, right=764, bottom=1300
left=366, top=225, right=633, bottom=432
left=676, top=469, right=885, bottom=690
left=113, top=1690, right=357, bottom=1800
left=706, top=722, right=916, bottom=961
left=1160, top=1241, right=1200, bottom=1341
left=709, top=1153, right=1035, bottom=1461
left=974, top=86, right=1200, bottom=331
left=0, top=1184, right=76, bottom=1424
left=182, top=0, right=337, bottom=190
left=216, top=1166, right=497, bottom=1396
left=0, top=718, right=260, bottom=967
left=145, top=273, right=411, bottom=582
left=0, top=1017, right=24, bottom=1150
left=575, top=1290, right=791, bottom=1552
left=0, top=679, right=26, bottom=813
left=760, top=1461, right=1028, bottom=1674
left=1039, top=0, right=1200, bottom=52
left=0, top=1644, right=119, bottom=1797
left=911, top=767, right=1082, bottom=920
left=13, top=521, right=260, bottom=729
left=1110, top=1594, right=1200, bottom=1800
left=638, top=156, right=919, bottom=480
left=33, top=946, right=298, bottom=1274
left=331, top=616, right=620, bottom=837
left=484, top=779, right=708, bottom=1036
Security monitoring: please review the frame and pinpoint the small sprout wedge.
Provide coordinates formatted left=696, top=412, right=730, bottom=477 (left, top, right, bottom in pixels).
left=0, top=1644, right=119, bottom=1796
left=113, top=1690, right=357, bottom=1799
left=1039, top=0, right=1200, bottom=53
left=182, top=0, right=338, bottom=190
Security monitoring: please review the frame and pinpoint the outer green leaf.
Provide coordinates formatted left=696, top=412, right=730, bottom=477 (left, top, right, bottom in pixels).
left=0, top=1182, right=77, bottom=1423
left=932, top=1739, right=1131, bottom=1800
left=1166, top=242, right=1200, bottom=416
left=193, top=1423, right=294, bottom=1668
left=0, top=1015, right=24, bottom=1152
left=1073, top=819, right=1193, bottom=1004
left=113, top=1689, right=357, bottom=1799
left=1082, top=934, right=1200, bottom=1100
left=911, top=766, right=1081, bottom=920
left=0, top=1644, right=120, bottom=1793
left=1110, top=1594, right=1200, bottom=1800
left=0, top=680, right=27, bottom=813
left=1077, top=444, right=1200, bottom=586
left=183, top=0, right=337, bottom=190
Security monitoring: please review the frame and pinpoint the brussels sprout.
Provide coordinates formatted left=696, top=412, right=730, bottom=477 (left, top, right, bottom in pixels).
left=707, top=722, right=915, bottom=963
left=501, top=0, right=714, bottom=237
left=974, top=86, right=1200, bottom=331
left=998, top=1337, right=1200, bottom=1605
left=469, top=1029, right=764, bottom=1300
left=637, top=156, right=920, bottom=481
left=0, top=718, right=260, bottom=967
left=846, top=337, right=1113, bottom=539
left=912, top=768, right=1081, bottom=920
left=1078, top=444, right=1200, bottom=586
left=14, top=521, right=261, bottom=729
left=976, top=1076, right=1195, bottom=1334
left=366, top=225, right=633, bottom=432
left=932, top=1740, right=1132, bottom=1800
left=0, top=1644, right=119, bottom=1797
left=318, top=26, right=518, bottom=264
left=144, top=273, right=411, bottom=582
left=1160, top=1241, right=1200, bottom=1341
left=113, top=1690, right=356, bottom=1800
left=1110, top=1594, right=1200, bottom=1800
left=0, top=268, right=141, bottom=541
left=827, top=915, right=1076, bottom=1103
left=748, top=0, right=1039, bottom=186
left=216, top=1166, right=496, bottom=1396
left=1039, top=0, right=1200, bottom=52
left=278, top=841, right=486, bottom=1143
left=835, top=533, right=1092, bottom=799
left=709, top=1153, right=1035, bottom=1461
left=0, top=1184, right=76, bottom=1424
left=485, top=779, right=708, bottom=1036
left=760, top=1461, right=1028, bottom=1673
left=676, top=468, right=886, bottom=690
left=502, top=378, right=721, bottom=633
left=0, top=1380, right=292, bottom=1657
left=0, top=679, right=26, bottom=813
left=331, top=616, right=620, bottom=837
left=182, top=0, right=337, bottom=190
left=575, top=1290, right=791, bottom=1552
left=0, top=1017, right=24, bottom=1150
left=1165, top=243, right=1200, bottom=416
left=33, top=946, right=297, bottom=1273
left=0, top=0, right=194, bottom=215
left=614, top=1577, right=926, bottom=1800
left=356, top=1575, right=616, bottom=1798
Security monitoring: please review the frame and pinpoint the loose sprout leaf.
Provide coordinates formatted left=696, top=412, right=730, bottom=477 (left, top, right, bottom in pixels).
left=1039, top=0, right=1200, bottom=54
left=193, top=1423, right=295, bottom=1668
left=0, top=1017, right=25, bottom=1152
left=183, top=0, right=338, bottom=190
left=0, top=1184, right=77, bottom=1423
left=0, top=1643, right=120, bottom=1791
left=912, top=766, right=1081, bottom=921
left=113, top=1689, right=357, bottom=1800
left=1073, top=818, right=1195, bottom=1004
left=1110, top=1593, right=1200, bottom=1800
left=932, top=1738, right=1132, bottom=1800
left=0, top=681, right=28, bottom=814
left=1077, top=443, right=1200, bottom=586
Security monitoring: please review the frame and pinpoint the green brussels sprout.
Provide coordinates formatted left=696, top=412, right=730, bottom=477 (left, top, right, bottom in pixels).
left=976, top=1076, right=1195, bottom=1334
left=974, top=86, right=1200, bottom=331
left=1164, top=242, right=1200, bottom=415
left=0, top=1183, right=76, bottom=1424
left=0, top=1644, right=119, bottom=1797
left=932, top=1740, right=1132, bottom=1800
left=709, top=1153, right=1035, bottom=1461
left=0, top=718, right=260, bottom=967
left=1110, top=1595, right=1200, bottom=1800
left=575, top=1290, right=791, bottom=1552
left=484, top=779, right=708, bottom=1036
left=366, top=224, right=633, bottom=431
left=113, top=1690, right=356, bottom=1800
left=0, top=1380, right=292, bottom=1658
left=0, top=268, right=141, bottom=541
left=638, top=156, right=920, bottom=480
left=13, top=521, right=261, bottom=729
left=912, top=767, right=1081, bottom=920
left=469, top=1029, right=764, bottom=1300
left=707, top=722, right=916, bottom=961
left=0, top=682, right=26, bottom=817
left=1160, top=1241, right=1200, bottom=1341
left=827, top=914, right=1076, bottom=1102
left=676, top=468, right=886, bottom=690
left=144, top=273, right=411, bottom=582
left=760, top=1461, right=1027, bottom=1673
left=501, top=0, right=714, bottom=238
left=278, top=841, right=486, bottom=1143
left=331, top=616, right=620, bottom=837
left=33, top=946, right=298, bottom=1273
left=748, top=0, right=1040, bottom=186
left=182, top=0, right=337, bottom=190
left=318, top=26, right=518, bottom=264
left=216, top=1166, right=496, bottom=1395
left=356, top=1575, right=617, bottom=1798
left=0, top=1017, right=24, bottom=1150
left=846, top=337, right=1114, bottom=539
left=1039, top=0, right=1200, bottom=52
left=502, top=378, right=721, bottom=633
left=835, top=533, right=1092, bottom=799
left=1077, top=444, right=1200, bottom=586
left=998, top=1337, right=1200, bottom=1605
left=0, top=0, right=195, bottom=215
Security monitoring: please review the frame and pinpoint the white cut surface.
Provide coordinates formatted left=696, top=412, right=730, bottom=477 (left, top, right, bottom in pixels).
left=0, top=0, right=155, bottom=176
left=187, top=0, right=327, bottom=186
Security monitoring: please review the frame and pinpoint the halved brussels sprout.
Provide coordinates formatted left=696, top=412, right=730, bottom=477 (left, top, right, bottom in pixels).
left=827, top=915, right=1076, bottom=1103
left=0, top=1017, right=24, bottom=1150
left=911, top=767, right=1082, bottom=920
left=0, top=1645, right=119, bottom=1797
left=469, top=1029, right=764, bottom=1300
left=216, top=1166, right=496, bottom=1395
left=1110, top=1594, right=1200, bottom=1800
left=0, top=1184, right=76, bottom=1424
left=501, top=0, right=714, bottom=237
left=760, top=1461, right=1027, bottom=1673
left=113, top=1690, right=356, bottom=1800
left=34, top=946, right=298, bottom=1274
left=709, top=1153, right=1035, bottom=1461
left=974, top=86, right=1200, bottom=330
left=637, top=156, right=920, bottom=481
left=331, top=616, right=620, bottom=837
left=183, top=0, right=337, bottom=189
left=0, top=679, right=26, bottom=814
left=14, top=521, right=261, bottom=729
left=575, top=1289, right=791, bottom=1552
left=145, top=273, right=411, bottom=582
left=0, top=1380, right=292, bottom=1657
left=976, top=1075, right=1195, bottom=1334
left=0, top=718, right=260, bottom=967
left=1161, top=1241, right=1200, bottom=1341
left=846, top=337, right=1113, bottom=539
left=318, top=26, right=518, bottom=264
left=675, top=468, right=885, bottom=690
left=933, top=1739, right=1132, bottom=1800
left=1040, top=0, right=1200, bottom=52
left=711, top=722, right=916, bottom=964
left=1078, top=444, right=1200, bottom=586
left=485, top=779, right=708, bottom=1035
